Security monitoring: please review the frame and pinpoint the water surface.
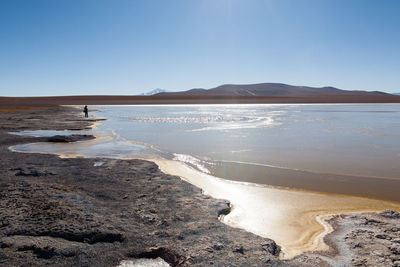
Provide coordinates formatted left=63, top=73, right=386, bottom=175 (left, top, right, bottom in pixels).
left=89, top=104, right=400, bottom=202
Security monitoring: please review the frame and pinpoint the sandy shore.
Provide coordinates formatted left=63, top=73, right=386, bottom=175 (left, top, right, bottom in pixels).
left=1, top=106, right=399, bottom=266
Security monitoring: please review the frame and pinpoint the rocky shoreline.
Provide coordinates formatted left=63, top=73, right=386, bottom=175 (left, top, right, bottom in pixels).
left=318, top=211, right=400, bottom=267
left=0, top=106, right=399, bottom=266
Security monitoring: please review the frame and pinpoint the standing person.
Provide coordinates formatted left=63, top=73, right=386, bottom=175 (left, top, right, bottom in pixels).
left=83, top=105, right=89, bottom=118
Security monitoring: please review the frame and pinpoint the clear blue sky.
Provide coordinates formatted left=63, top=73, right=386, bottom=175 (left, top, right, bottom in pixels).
left=1, top=0, right=399, bottom=96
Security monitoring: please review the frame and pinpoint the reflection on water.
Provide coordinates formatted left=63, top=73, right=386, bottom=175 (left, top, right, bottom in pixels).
left=11, top=134, right=156, bottom=160
left=98, top=104, right=400, bottom=178
left=58, top=104, right=399, bottom=201
left=8, top=104, right=400, bottom=258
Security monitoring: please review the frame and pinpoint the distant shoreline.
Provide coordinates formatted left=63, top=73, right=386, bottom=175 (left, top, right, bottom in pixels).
left=1, top=94, right=400, bottom=106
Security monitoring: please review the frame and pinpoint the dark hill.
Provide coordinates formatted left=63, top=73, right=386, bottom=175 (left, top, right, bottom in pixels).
left=160, top=83, right=387, bottom=96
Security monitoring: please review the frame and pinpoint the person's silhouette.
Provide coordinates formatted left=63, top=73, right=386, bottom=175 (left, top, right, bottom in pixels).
left=83, top=105, right=88, bottom=118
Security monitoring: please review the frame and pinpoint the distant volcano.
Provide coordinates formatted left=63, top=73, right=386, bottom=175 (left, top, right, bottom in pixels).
left=141, top=88, right=166, bottom=96
left=158, top=83, right=387, bottom=96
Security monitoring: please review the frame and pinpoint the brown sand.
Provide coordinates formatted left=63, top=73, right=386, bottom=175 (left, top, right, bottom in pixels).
left=1, top=94, right=400, bottom=106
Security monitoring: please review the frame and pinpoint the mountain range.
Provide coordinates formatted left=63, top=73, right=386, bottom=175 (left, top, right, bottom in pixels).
left=2, top=83, right=398, bottom=106
left=158, top=83, right=387, bottom=96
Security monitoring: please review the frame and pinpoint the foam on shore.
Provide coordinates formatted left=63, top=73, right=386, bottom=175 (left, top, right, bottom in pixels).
left=117, top=258, right=170, bottom=267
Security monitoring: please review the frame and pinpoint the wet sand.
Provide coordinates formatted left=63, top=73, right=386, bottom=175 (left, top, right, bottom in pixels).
left=155, top=158, right=400, bottom=259
left=210, top=161, right=400, bottom=203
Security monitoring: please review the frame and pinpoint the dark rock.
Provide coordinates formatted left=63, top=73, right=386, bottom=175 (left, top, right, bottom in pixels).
left=212, top=244, right=224, bottom=251
left=33, top=247, right=56, bottom=259
left=175, top=235, right=184, bottom=241
left=86, top=231, right=124, bottom=244
left=47, top=134, right=94, bottom=143
left=364, top=218, right=383, bottom=225
left=47, top=135, right=75, bottom=142
left=233, top=246, right=244, bottom=254
left=217, top=202, right=231, bottom=217
left=15, top=169, right=40, bottom=177
left=352, top=258, right=367, bottom=266
left=205, top=247, right=213, bottom=253
left=131, top=247, right=186, bottom=267
left=379, top=210, right=400, bottom=219
left=0, top=235, right=90, bottom=260
left=375, top=234, right=391, bottom=240
left=262, top=241, right=280, bottom=256
left=0, top=219, right=9, bottom=228
left=390, top=245, right=400, bottom=255
left=13, top=167, right=55, bottom=177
